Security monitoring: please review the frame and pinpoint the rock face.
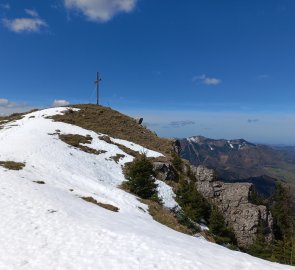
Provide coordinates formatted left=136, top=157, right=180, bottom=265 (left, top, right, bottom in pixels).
left=190, top=165, right=273, bottom=247
left=153, top=162, right=178, bottom=181
left=152, top=158, right=274, bottom=247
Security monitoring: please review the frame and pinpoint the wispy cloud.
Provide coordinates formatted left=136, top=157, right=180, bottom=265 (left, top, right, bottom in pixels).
left=258, top=74, right=270, bottom=79
left=0, top=3, right=10, bottom=10
left=2, top=9, right=47, bottom=33
left=64, top=0, right=138, bottom=22
left=193, top=74, right=222, bottom=85
left=169, top=120, right=195, bottom=128
left=52, top=100, right=70, bottom=107
left=248, top=119, right=259, bottom=123
left=25, top=9, right=39, bottom=18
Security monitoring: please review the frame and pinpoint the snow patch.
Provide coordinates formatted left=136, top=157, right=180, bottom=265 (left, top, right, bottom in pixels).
left=208, top=144, right=214, bottom=151
left=228, top=141, right=234, bottom=149
left=156, top=180, right=180, bottom=210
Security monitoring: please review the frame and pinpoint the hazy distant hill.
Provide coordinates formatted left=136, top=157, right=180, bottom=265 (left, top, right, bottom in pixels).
left=179, top=136, right=295, bottom=183
left=272, top=145, right=295, bottom=155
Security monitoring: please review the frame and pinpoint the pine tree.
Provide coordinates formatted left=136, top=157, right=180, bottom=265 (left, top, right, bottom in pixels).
left=209, top=206, right=236, bottom=245
left=125, top=154, right=158, bottom=199
left=176, top=181, right=211, bottom=223
left=172, top=152, right=183, bottom=172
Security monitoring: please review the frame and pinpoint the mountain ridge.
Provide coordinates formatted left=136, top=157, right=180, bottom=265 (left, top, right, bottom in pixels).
left=180, top=135, right=295, bottom=182
left=0, top=106, right=292, bottom=269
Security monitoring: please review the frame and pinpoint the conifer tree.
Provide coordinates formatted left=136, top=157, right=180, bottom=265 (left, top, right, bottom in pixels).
left=209, top=206, right=236, bottom=245
left=125, top=154, right=158, bottom=199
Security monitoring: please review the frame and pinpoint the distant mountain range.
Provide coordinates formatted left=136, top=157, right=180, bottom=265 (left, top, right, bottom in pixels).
left=179, top=136, right=295, bottom=185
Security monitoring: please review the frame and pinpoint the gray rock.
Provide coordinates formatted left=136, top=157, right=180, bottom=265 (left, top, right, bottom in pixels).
left=190, top=165, right=273, bottom=247
left=153, top=162, right=178, bottom=181
left=151, top=155, right=274, bottom=247
left=172, top=140, right=181, bottom=155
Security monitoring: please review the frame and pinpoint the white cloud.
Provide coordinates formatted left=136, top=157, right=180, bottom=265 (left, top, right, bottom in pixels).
left=0, top=98, right=35, bottom=115
left=25, top=9, right=39, bottom=17
left=2, top=9, right=47, bottom=33
left=64, top=0, right=138, bottom=22
left=0, top=99, right=9, bottom=106
left=3, top=18, right=47, bottom=33
left=52, top=100, right=70, bottom=107
left=193, top=74, right=222, bottom=86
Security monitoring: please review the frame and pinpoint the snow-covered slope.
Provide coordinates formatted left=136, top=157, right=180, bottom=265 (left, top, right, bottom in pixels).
left=0, top=107, right=293, bottom=270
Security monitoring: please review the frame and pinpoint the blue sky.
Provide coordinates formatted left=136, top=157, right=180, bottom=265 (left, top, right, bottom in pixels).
left=1, top=0, right=295, bottom=144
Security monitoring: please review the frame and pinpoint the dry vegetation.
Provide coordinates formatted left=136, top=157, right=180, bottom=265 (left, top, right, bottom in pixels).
left=143, top=199, right=193, bottom=235
left=50, top=104, right=174, bottom=158
left=0, top=161, right=25, bottom=170
left=120, top=182, right=193, bottom=235
left=110, top=154, right=125, bottom=163
left=99, top=135, right=141, bottom=158
left=81, top=196, right=119, bottom=212
left=0, top=109, right=38, bottom=128
left=58, top=134, right=107, bottom=155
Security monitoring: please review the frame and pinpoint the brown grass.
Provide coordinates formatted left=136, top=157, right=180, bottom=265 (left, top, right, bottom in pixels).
left=99, top=135, right=140, bottom=158
left=0, top=109, right=38, bottom=125
left=0, top=161, right=25, bottom=170
left=119, top=183, right=192, bottom=234
left=50, top=104, right=174, bottom=157
left=143, top=199, right=192, bottom=235
left=59, top=134, right=107, bottom=155
left=81, top=196, right=119, bottom=212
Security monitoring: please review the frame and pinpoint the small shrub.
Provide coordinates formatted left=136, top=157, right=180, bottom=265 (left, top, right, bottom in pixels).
left=124, top=154, right=158, bottom=199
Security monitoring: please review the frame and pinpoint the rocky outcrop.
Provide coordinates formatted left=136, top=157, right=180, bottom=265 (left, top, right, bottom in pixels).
left=152, top=159, right=274, bottom=247
left=153, top=162, right=178, bottom=181
left=190, top=165, right=273, bottom=247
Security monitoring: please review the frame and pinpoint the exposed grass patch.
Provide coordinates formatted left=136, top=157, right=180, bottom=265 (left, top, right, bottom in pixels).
left=81, top=196, right=119, bottom=212
left=99, top=135, right=140, bottom=158
left=50, top=104, right=174, bottom=158
left=59, top=133, right=92, bottom=145
left=115, top=144, right=140, bottom=158
left=0, top=161, right=25, bottom=170
left=59, top=134, right=107, bottom=155
left=110, top=154, right=125, bottom=163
